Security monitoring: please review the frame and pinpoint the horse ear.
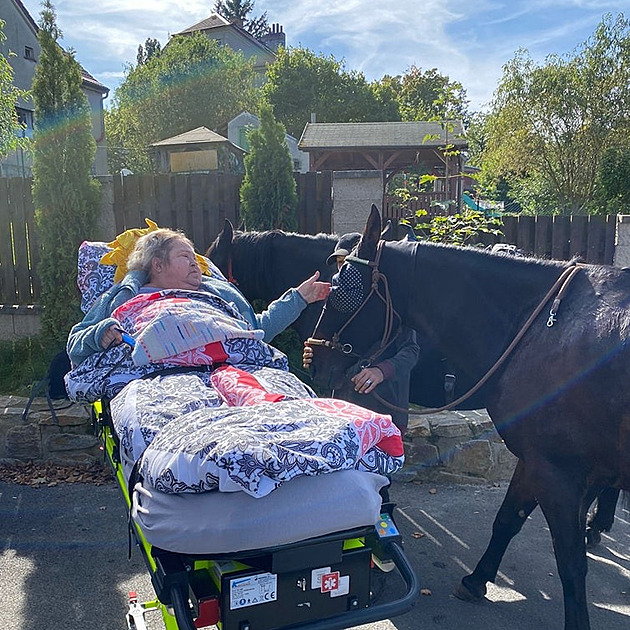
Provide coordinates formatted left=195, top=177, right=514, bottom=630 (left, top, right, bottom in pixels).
left=222, top=219, right=234, bottom=242
left=363, top=204, right=382, bottom=244
left=206, top=219, right=233, bottom=265
left=380, top=220, right=394, bottom=242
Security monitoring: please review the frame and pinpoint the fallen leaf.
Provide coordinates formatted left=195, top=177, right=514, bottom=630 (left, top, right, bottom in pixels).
left=429, top=488, right=437, bottom=494
left=412, top=531, right=425, bottom=539
left=421, top=588, right=432, bottom=596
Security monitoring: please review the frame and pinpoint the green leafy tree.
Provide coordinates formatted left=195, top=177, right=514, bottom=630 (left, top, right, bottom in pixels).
left=107, top=34, right=257, bottom=173
left=483, top=13, right=630, bottom=215
left=372, top=66, right=469, bottom=123
left=214, top=0, right=269, bottom=38
left=240, top=103, right=297, bottom=230
left=593, top=145, right=630, bottom=213
left=32, top=1, right=100, bottom=341
left=0, top=20, right=29, bottom=157
left=262, top=47, right=399, bottom=139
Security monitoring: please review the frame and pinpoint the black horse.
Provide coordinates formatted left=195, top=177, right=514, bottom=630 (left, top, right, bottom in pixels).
left=207, top=220, right=484, bottom=409
left=308, top=206, right=630, bottom=630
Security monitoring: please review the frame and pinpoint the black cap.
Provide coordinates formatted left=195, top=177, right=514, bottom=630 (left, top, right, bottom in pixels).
left=326, top=233, right=361, bottom=266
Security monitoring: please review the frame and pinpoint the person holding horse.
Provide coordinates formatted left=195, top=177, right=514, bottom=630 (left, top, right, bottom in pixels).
left=303, top=233, right=420, bottom=434
left=67, top=228, right=331, bottom=367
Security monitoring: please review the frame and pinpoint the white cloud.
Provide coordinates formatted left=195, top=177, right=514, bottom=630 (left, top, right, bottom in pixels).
left=18, top=0, right=628, bottom=111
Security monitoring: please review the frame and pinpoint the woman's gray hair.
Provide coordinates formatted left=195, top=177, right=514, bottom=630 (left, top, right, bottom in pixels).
left=127, top=228, right=194, bottom=274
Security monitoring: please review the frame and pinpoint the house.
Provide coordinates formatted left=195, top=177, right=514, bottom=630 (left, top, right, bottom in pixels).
left=151, top=126, right=245, bottom=174
left=298, top=120, right=468, bottom=207
left=173, top=12, right=285, bottom=81
left=0, top=0, right=109, bottom=176
left=226, top=111, right=309, bottom=172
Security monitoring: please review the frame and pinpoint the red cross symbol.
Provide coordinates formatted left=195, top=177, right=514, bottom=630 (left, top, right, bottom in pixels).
left=320, top=571, right=340, bottom=593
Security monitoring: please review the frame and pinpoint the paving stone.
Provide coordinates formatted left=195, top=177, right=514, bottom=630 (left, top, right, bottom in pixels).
left=444, top=439, right=494, bottom=478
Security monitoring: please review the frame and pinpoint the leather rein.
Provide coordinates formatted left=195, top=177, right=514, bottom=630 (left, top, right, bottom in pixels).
left=308, top=243, right=583, bottom=416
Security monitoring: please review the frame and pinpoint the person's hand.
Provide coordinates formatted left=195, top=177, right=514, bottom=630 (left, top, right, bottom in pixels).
left=352, top=366, right=384, bottom=394
left=100, top=324, right=123, bottom=349
left=296, top=271, right=331, bottom=304
left=303, top=343, right=313, bottom=368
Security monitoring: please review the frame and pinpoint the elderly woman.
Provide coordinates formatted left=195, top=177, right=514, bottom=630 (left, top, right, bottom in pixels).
left=67, top=228, right=330, bottom=367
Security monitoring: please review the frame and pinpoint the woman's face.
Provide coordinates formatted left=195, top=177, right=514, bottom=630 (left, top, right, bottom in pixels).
left=150, top=239, right=202, bottom=290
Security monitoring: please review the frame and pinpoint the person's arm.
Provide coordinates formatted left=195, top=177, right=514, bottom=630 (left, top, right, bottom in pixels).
left=66, top=288, right=132, bottom=366
left=375, top=328, right=420, bottom=379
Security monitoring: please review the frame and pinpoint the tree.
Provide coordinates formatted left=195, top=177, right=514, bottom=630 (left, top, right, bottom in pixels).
left=593, top=145, right=630, bottom=214
left=0, top=20, right=29, bottom=157
left=214, top=0, right=269, bottom=38
left=240, top=103, right=297, bottom=230
left=262, top=47, right=399, bottom=139
left=136, top=37, right=161, bottom=66
left=482, top=13, right=630, bottom=215
left=32, top=1, right=100, bottom=341
left=373, top=66, right=469, bottom=123
left=107, top=33, right=257, bottom=173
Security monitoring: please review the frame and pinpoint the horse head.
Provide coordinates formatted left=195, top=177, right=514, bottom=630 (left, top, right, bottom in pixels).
left=206, top=219, right=235, bottom=283
left=309, top=205, right=391, bottom=391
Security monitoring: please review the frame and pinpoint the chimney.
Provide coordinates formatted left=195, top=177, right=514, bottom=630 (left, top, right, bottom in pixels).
left=258, top=23, right=286, bottom=52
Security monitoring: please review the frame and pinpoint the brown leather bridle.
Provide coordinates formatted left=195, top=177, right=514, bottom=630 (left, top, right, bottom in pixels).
left=307, top=240, right=402, bottom=369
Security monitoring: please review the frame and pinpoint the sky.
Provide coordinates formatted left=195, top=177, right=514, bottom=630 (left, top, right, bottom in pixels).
left=16, top=0, right=630, bottom=112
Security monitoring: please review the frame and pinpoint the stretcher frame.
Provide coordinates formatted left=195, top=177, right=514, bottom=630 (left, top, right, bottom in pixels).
left=92, top=398, right=419, bottom=630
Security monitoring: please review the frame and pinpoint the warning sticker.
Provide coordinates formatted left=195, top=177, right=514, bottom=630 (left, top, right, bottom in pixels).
left=330, top=575, right=350, bottom=598
left=230, top=573, right=277, bottom=610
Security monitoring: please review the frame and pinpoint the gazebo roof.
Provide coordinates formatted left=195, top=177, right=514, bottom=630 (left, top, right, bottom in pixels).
left=151, top=126, right=231, bottom=147
left=298, top=121, right=466, bottom=151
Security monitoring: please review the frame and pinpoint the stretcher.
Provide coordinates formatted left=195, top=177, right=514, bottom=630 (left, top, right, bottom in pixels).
left=92, top=398, right=419, bottom=630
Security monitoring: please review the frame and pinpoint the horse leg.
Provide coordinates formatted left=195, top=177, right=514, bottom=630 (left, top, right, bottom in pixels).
left=585, top=487, right=620, bottom=548
left=454, top=459, right=538, bottom=601
left=535, top=467, right=590, bottom=630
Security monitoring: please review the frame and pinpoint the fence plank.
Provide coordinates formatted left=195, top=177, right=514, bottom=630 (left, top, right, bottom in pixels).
left=551, top=216, right=570, bottom=261
left=189, top=173, right=206, bottom=251
left=9, top=178, right=31, bottom=302
left=586, top=215, right=606, bottom=264
left=534, top=215, right=552, bottom=258
left=604, top=215, right=616, bottom=265
left=569, top=215, right=588, bottom=260
left=516, top=216, right=535, bottom=254
left=24, top=182, right=39, bottom=301
left=0, top=178, right=15, bottom=302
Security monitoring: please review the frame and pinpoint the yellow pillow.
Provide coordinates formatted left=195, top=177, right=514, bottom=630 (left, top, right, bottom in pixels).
left=100, top=218, right=209, bottom=282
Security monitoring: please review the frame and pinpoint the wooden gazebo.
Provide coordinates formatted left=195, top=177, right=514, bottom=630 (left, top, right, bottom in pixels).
left=298, top=121, right=467, bottom=210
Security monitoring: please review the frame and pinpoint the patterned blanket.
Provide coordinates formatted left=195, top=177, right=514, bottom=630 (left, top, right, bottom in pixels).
left=67, top=292, right=404, bottom=498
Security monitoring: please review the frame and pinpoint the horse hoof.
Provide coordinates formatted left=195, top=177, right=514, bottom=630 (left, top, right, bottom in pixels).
left=586, top=528, right=602, bottom=549
left=453, top=578, right=486, bottom=602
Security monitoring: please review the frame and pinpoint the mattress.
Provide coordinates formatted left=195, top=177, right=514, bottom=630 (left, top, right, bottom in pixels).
left=132, top=469, right=388, bottom=554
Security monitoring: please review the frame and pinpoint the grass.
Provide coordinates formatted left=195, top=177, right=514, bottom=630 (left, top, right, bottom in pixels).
left=0, top=335, right=63, bottom=396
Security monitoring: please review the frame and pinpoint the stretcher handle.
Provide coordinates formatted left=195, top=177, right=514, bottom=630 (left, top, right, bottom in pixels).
left=170, top=582, right=196, bottom=630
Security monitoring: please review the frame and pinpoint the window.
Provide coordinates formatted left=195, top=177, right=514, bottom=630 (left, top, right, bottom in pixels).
left=16, top=108, right=34, bottom=138
left=24, top=46, right=35, bottom=61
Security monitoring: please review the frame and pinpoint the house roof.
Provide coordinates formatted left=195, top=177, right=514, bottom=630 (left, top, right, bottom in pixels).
left=174, top=11, right=274, bottom=55
left=10, top=0, right=109, bottom=95
left=298, top=121, right=467, bottom=151
left=151, top=126, right=243, bottom=151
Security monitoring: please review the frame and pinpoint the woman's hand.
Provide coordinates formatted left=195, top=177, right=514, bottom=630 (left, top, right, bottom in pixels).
left=352, top=366, right=385, bottom=394
left=303, top=343, right=313, bottom=368
left=296, top=271, right=331, bottom=304
left=100, top=324, right=123, bottom=349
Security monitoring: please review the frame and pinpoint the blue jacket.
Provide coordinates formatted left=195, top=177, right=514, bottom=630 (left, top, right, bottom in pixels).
left=67, top=270, right=307, bottom=366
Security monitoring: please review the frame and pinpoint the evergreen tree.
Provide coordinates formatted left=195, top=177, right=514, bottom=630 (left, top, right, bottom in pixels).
left=32, top=1, right=100, bottom=341
left=240, top=103, right=297, bottom=231
left=214, top=0, right=269, bottom=38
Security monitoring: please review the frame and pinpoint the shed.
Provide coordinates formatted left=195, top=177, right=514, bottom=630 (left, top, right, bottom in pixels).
left=151, top=127, right=245, bottom=174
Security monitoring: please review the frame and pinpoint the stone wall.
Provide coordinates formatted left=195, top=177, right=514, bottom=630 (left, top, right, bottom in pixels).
left=1, top=395, right=100, bottom=466
left=331, top=170, right=383, bottom=235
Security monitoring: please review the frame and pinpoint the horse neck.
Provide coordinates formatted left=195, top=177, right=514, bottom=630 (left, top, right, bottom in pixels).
left=233, top=232, right=337, bottom=302
left=382, top=242, right=564, bottom=372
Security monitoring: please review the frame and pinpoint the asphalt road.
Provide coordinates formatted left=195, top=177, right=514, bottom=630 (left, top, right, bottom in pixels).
left=1, top=478, right=629, bottom=630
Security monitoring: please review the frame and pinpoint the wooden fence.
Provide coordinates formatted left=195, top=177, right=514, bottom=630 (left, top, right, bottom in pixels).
left=0, top=173, right=617, bottom=305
